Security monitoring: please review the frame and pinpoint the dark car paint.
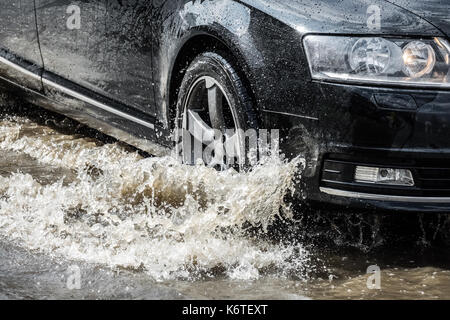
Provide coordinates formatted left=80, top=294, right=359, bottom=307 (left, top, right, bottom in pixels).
left=0, top=1, right=43, bottom=91
left=36, top=0, right=157, bottom=115
left=0, top=0, right=449, bottom=212
left=151, top=0, right=445, bottom=126
left=0, top=1, right=42, bottom=68
left=240, top=0, right=442, bottom=36
left=384, top=0, right=450, bottom=37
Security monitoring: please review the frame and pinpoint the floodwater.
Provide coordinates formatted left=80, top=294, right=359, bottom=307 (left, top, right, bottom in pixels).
left=0, top=103, right=449, bottom=300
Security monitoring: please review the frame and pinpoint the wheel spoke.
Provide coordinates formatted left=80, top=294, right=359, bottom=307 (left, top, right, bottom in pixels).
left=187, top=109, right=215, bottom=145
left=206, top=79, right=226, bottom=131
left=224, top=130, right=244, bottom=162
left=182, top=75, right=243, bottom=169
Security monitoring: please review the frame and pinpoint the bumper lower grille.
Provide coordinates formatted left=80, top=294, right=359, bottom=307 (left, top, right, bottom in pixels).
left=321, top=159, right=450, bottom=197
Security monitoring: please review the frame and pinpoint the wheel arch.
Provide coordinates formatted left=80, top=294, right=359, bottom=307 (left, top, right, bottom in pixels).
left=167, top=29, right=258, bottom=129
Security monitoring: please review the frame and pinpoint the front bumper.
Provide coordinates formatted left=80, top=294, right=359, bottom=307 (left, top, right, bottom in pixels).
left=269, top=81, right=450, bottom=212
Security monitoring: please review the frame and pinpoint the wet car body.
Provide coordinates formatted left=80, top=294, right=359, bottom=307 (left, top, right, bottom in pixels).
left=0, top=0, right=449, bottom=212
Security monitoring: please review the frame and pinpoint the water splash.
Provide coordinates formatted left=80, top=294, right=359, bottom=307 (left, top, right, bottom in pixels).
left=0, top=116, right=310, bottom=281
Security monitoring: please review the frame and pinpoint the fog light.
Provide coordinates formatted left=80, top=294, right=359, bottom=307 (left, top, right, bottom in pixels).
left=355, top=166, right=415, bottom=186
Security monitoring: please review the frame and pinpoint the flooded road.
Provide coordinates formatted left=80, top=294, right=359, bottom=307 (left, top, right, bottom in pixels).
left=0, top=103, right=449, bottom=300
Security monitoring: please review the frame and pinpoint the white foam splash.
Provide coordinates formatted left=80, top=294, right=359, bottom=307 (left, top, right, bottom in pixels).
left=0, top=116, right=309, bottom=281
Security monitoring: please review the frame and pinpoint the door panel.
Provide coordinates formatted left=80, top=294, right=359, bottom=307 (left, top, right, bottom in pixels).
left=35, top=0, right=156, bottom=115
left=0, top=0, right=43, bottom=90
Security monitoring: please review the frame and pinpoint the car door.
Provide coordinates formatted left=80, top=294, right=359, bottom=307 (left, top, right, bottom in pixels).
left=0, top=0, right=44, bottom=91
left=35, top=0, right=156, bottom=116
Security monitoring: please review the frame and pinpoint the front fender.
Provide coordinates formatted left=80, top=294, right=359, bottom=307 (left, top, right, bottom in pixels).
left=155, top=0, right=259, bottom=126
left=156, top=0, right=312, bottom=128
left=240, top=0, right=442, bottom=37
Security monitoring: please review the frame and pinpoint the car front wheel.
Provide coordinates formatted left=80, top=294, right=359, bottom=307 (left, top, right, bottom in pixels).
left=175, top=51, right=258, bottom=170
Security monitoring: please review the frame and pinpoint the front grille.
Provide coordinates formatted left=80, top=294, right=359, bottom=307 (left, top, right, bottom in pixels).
left=321, top=159, right=450, bottom=197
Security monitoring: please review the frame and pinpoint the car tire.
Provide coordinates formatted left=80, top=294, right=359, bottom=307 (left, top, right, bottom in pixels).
left=175, top=51, right=259, bottom=169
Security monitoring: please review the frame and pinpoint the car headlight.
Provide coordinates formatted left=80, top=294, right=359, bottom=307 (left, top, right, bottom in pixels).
left=303, top=35, right=450, bottom=88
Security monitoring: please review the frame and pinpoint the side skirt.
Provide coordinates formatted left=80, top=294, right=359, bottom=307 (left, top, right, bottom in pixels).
left=0, top=54, right=172, bottom=157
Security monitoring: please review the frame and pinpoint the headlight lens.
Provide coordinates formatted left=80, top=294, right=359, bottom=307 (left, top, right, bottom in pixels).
left=303, top=36, right=450, bottom=88
left=402, top=41, right=436, bottom=78
left=349, top=38, right=394, bottom=74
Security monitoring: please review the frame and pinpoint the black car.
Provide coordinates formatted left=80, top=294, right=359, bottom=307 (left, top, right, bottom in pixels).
left=0, top=0, right=449, bottom=212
